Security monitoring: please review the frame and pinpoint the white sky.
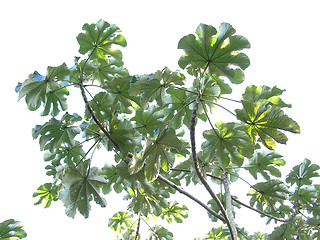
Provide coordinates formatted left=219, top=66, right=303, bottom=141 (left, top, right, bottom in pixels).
left=1, top=0, right=320, bottom=239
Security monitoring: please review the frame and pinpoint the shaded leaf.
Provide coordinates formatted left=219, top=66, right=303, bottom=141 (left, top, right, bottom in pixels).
left=147, top=225, right=173, bottom=240
left=248, top=179, right=290, bottom=211
left=245, top=151, right=286, bottom=180
left=84, top=92, right=113, bottom=122
left=267, top=223, right=297, bottom=240
left=61, top=160, right=108, bottom=218
left=178, top=22, right=250, bottom=83
left=202, top=122, right=255, bottom=168
left=32, top=113, right=82, bottom=153
left=0, top=219, right=27, bottom=239
left=286, top=158, right=320, bottom=187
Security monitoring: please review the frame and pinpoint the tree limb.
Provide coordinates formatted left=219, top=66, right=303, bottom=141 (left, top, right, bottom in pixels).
left=157, top=175, right=226, bottom=222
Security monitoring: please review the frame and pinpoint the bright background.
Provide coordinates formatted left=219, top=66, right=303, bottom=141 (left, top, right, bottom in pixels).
left=1, top=0, right=319, bottom=239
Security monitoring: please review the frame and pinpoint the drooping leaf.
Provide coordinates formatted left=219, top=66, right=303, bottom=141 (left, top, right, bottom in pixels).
left=131, top=105, right=166, bottom=135
left=202, top=122, right=255, bottom=168
left=32, top=113, right=82, bottom=153
left=61, top=160, right=108, bottom=218
left=286, top=158, right=320, bottom=187
left=129, top=67, right=185, bottom=108
left=245, top=151, right=286, bottom=180
left=160, top=201, right=188, bottom=224
left=77, top=19, right=126, bottom=62
left=108, top=211, right=134, bottom=233
left=235, top=100, right=300, bottom=150
left=178, top=22, right=250, bottom=83
left=33, top=183, right=59, bottom=208
left=242, top=85, right=292, bottom=108
left=18, top=63, right=70, bottom=116
left=0, top=219, right=27, bottom=239
left=248, top=179, right=290, bottom=211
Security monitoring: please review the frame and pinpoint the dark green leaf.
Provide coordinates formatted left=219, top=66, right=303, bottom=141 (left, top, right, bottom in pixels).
left=0, top=219, right=27, bottom=239
left=33, top=183, right=59, bottom=208
left=61, top=160, right=108, bottom=218
left=245, top=151, right=286, bottom=180
left=267, top=223, right=298, bottom=240
left=202, top=122, right=255, bottom=168
left=77, top=19, right=126, bottom=61
left=235, top=100, right=300, bottom=150
left=178, top=22, right=250, bottom=83
left=286, top=158, right=320, bottom=186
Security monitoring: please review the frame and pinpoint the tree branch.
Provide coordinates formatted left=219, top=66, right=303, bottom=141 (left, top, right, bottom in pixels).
left=190, top=97, right=235, bottom=240
left=157, top=175, right=225, bottom=222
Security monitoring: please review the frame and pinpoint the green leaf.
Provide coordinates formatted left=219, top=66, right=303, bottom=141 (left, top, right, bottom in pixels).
left=147, top=225, right=173, bottom=240
left=160, top=201, right=188, bottom=224
left=178, top=22, right=250, bottom=83
left=129, top=67, right=185, bottom=109
left=235, top=100, right=300, bottom=150
left=32, top=113, right=82, bottom=153
left=245, top=151, right=286, bottom=180
left=84, top=92, right=113, bottom=122
left=93, top=58, right=129, bottom=84
left=108, top=118, right=142, bottom=157
left=18, top=63, right=70, bottom=116
left=248, top=179, right=290, bottom=211
left=33, top=183, right=59, bottom=208
left=61, top=160, right=108, bottom=218
left=267, top=223, right=298, bottom=240
left=77, top=19, right=126, bottom=62
left=108, top=211, right=134, bottom=233
left=286, top=158, right=320, bottom=186
left=0, top=219, right=27, bottom=239
left=202, top=122, right=255, bottom=168
left=131, top=105, right=166, bottom=135
left=141, top=128, right=183, bottom=181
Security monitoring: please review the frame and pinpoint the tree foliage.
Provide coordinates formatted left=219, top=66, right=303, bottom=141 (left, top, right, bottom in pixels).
left=16, top=19, right=319, bottom=239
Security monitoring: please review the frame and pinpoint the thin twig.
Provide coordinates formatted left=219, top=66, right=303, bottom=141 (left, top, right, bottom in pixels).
left=157, top=175, right=225, bottom=222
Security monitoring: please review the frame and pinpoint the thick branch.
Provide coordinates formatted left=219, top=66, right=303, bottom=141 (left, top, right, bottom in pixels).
left=190, top=98, right=235, bottom=240
left=222, top=171, right=237, bottom=239
left=157, top=175, right=225, bottom=222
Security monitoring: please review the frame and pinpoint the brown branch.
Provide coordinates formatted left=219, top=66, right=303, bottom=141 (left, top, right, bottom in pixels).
left=157, top=175, right=226, bottom=222
left=134, top=212, right=141, bottom=240
left=190, top=97, right=235, bottom=240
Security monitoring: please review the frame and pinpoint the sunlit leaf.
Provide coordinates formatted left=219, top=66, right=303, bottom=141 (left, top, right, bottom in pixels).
left=160, top=201, right=188, bottom=224
left=178, top=22, right=250, bottom=83
left=77, top=19, right=126, bottom=61
left=0, top=219, right=27, bottom=239
left=147, top=225, right=173, bottom=240
left=108, top=211, right=134, bottom=233
left=33, top=183, right=59, bottom=208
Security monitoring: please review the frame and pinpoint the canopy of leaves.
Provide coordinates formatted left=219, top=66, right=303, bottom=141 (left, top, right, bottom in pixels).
left=178, top=22, right=250, bottom=83
left=0, top=219, right=27, bottom=240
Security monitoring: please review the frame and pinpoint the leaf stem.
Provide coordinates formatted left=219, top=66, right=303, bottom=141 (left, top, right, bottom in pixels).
left=203, top=99, right=237, bottom=117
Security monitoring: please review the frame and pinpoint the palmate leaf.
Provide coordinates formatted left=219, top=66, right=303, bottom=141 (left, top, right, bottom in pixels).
left=130, top=128, right=183, bottom=181
left=84, top=92, right=113, bottom=122
left=202, top=122, right=255, bottom=169
left=128, top=67, right=185, bottom=109
left=93, top=58, right=129, bottom=84
left=248, top=179, right=290, bottom=211
left=131, top=105, right=166, bottom=135
left=17, top=63, right=70, bottom=116
left=235, top=100, right=300, bottom=150
left=60, top=160, right=108, bottom=218
left=245, top=151, right=286, bottom=180
left=32, top=113, right=82, bottom=153
left=160, top=201, right=188, bottom=224
left=178, top=22, right=250, bottom=83
left=286, top=158, right=320, bottom=187
left=108, top=211, right=134, bottom=233
left=267, top=223, right=298, bottom=240
left=77, top=19, right=126, bottom=61
left=242, top=85, right=292, bottom=108
left=33, top=183, right=59, bottom=208
left=147, top=225, right=173, bottom=240
left=0, top=219, right=27, bottom=239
